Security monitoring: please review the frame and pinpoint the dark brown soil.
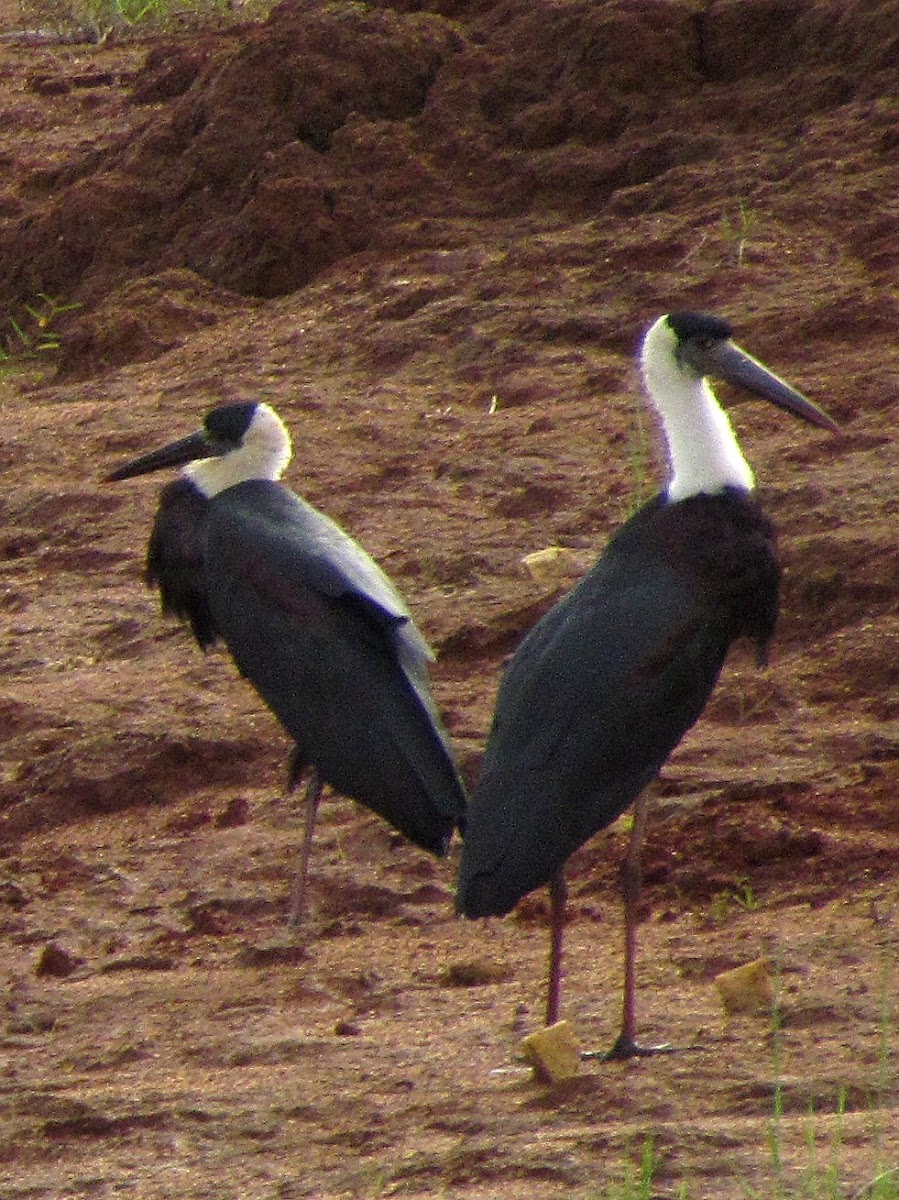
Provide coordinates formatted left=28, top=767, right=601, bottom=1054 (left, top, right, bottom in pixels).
left=0, top=1, right=896, bottom=1196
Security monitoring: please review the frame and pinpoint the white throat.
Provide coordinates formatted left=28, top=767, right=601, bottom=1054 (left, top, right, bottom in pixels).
left=641, top=316, right=755, bottom=502
left=185, top=403, right=293, bottom=497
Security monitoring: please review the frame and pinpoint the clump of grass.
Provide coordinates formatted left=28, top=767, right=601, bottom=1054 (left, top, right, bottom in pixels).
left=795, top=1088, right=847, bottom=1200
left=756, top=978, right=789, bottom=1199
left=0, top=294, right=78, bottom=370
left=709, top=876, right=761, bottom=923
left=760, top=947, right=898, bottom=1200
left=19, top=0, right=259, bottom=41
left=604, top=1134, right=663, bottom=1200
left=582, top=945, right=896, bottom=1200
left=719, top=196, right=759, bottom=268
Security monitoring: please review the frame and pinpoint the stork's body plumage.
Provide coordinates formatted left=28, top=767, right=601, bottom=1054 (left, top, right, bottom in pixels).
left=456, top=311, right=838, bottom=1054
left=109, top=402, right=467, bottom=921
left=147, top=477, right=217, bottom=648
left=460, top=487, right=778, bottom=915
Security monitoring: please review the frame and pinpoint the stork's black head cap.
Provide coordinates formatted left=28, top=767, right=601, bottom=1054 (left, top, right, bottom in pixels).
left=204, top=402, right=259, bottom=445
left=667, top=311, right=733, bottom=344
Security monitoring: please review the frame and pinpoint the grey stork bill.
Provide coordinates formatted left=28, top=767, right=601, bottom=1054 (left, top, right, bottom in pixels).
left=107, top=401, right=468, bottom=925
left=455, top=311, right=839, bottom=1058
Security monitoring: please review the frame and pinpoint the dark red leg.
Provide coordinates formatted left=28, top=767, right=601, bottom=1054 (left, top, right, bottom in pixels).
left=288, top=767, right=322, bottom=928
left=545, top=869, right=568, bottom=1026
left=605, top=789, right=671, bottom=1059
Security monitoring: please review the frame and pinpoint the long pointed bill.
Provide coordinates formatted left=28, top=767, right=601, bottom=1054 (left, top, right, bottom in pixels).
left=707, top=341, right=839, bottom=432
left=105, top=430, right=216, bottom=482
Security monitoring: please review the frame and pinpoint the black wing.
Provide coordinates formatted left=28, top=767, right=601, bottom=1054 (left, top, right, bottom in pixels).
left=146, top=478, right=220, bottom=650
left=458, top=490, right=779, bottom=916
left=204, top=480, right=467, bottom=852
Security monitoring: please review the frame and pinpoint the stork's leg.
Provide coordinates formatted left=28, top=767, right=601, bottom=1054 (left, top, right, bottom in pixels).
left=545, top=868, right=568, bottom=1026
left=287, top=767, right=322, bottom=928
left=605, top=788, right=671, bottom=1059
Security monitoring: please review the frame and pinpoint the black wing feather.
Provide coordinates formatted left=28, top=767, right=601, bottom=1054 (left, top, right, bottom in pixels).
left=146, top=478, right=220, bottom=650
left=458, top=489, right=779, bottom=916
left=204, top=480, right=467, bottom=852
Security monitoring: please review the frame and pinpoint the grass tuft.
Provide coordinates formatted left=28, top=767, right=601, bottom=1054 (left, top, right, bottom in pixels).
left=0, top=294, right=79, bottom=374
left=719, top=197, right=759, bottom=268
left=18, top=0, right=268, bottom=41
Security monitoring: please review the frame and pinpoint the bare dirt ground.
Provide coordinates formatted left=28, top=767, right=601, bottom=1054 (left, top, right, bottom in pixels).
left=0, top=0, right=896, bottom=1196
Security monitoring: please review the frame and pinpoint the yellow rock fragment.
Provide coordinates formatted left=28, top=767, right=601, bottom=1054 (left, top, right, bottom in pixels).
left=521, top=546, right=579, bottom=589
left=714, top=958, right=775, bottom=1015
left=520, top=1019, right=581, bottom=1083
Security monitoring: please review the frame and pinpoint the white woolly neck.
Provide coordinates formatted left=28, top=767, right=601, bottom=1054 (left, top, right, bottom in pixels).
left=185, top=403, right=293, bottom=497
left=641, top=315, right=755, bottom=502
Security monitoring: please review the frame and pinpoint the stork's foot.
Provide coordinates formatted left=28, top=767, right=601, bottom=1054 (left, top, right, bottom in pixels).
left=584, top=1033, right=674, bottom=1061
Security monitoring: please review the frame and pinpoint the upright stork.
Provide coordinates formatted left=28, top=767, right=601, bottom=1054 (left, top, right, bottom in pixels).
left=107, top=401, right=468, bottom=923
left=456, top=311, right=838, bottom=1056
